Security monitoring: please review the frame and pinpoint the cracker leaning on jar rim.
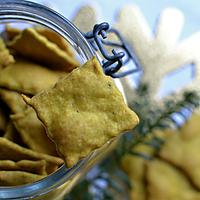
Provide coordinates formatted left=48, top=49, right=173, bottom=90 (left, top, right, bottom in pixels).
left=0, top=25, right=139, bottom=186
left=24, top=57, right=139, bottom=167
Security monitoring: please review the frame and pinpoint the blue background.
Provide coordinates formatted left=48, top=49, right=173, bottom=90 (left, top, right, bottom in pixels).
left=31, top=0, right=200, bottom=39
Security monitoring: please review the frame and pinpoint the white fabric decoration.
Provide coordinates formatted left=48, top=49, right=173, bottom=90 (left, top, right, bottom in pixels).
left=114, top=5, right=200, bottom=100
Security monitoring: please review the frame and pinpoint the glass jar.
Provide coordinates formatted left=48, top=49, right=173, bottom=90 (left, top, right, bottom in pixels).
left=0, top=0, right=124, bottom=199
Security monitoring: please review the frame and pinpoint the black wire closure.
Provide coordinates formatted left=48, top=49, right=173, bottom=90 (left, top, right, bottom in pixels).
left=84, top=22, right=141, bottom=78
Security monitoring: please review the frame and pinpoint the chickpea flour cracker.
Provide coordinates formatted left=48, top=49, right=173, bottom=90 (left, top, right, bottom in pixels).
left=25, top=57, right=139, bottom=167
left=0, top=160, right=47, bottom=175
left=8, top=28, right=79, bottom=72
left=0, top=59, right=66, bottom=95
left=0, top=24, right=139, bottom=187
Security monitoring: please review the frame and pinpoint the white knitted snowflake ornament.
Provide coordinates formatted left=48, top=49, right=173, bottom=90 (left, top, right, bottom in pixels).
left=114, top=5, right=200, bottom=100
left=72, top=4, right=99, bottom=32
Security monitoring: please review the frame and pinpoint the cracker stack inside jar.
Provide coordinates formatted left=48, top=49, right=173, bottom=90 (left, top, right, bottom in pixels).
left=0, top=23, right=139, bottom=187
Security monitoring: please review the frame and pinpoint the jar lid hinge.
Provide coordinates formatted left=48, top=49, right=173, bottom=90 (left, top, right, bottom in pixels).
left=84, top=22, right=141, bottom=78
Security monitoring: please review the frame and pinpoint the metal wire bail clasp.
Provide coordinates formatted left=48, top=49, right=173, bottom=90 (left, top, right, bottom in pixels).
left=84, top=22, right=141, bottom=78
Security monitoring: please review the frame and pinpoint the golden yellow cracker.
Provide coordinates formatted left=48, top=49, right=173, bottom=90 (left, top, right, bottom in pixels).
left=0, top=89, right=27, bottom=114
left=0, top=106, right=7, bottom=133
left=0, top=171, right=44, bottom=186
left=24, top=57, right=139, bottom=167
left=159, top=127, right=200, bottom=190
left=0, top=138, right=63, bottom=174
left=6, top=26, right=74, bottom=57
left=146, top=159, right=200, bottom=200
left=36, top=27, right=74, bottom=57
left=4, top=122, right=16, bottom=141
left=121, top=138, right=157, bottom=200
left=11, top=108, right=58, bottom=156
left=8, top=28, right=79, bottom=72
left=154, top=128, right=176, bottom=139
left=120, top=130, right=175, bottom=200
left=0, top=38, right=14, bottom=68
left=180, top=113, right=200, bottom=139
left=121, top=143, right=154, bottom=178
left=121, top=128, right=173, bottom=173
left=0, top=59, right=66, bottom=95
left=5, top=25, right=21, bottom=41
left=0, top=160, right=47, bottom=175
left=4, top=122, right=25, bottom=146
left=121, top=156, right=147, bottom=200
left=16, top=160, right=47, bottom=175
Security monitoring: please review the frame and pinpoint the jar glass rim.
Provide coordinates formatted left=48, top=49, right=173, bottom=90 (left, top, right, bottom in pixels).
left=0, top=0, right=96, bottom=199
left=0, top=0, right=95, bottom=62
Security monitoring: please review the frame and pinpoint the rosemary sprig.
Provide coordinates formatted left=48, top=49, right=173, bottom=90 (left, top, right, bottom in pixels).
left=124, top=85, right=200, bottom=157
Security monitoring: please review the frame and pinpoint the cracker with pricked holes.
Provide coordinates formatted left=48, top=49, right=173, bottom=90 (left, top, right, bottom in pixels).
left=6, top=25, right=74, bottom=57
left=11, top=108, right=58, bottom=156
left=0, top=38, right=14, bottom=68
left=8, top=28, right=79, bottom=72
left=159, top=115, right=200, bottom=190
left=0, top=160, right=47, bottom=175
left=24, top=57, right=139, bottom=167
left=0, top=171, right=45, bottom=186
left=0, top=138, right=63, bottom=174
left=0, top=89, right=28, bottom=114
left=0, top=59, right=66, bottom=95
left=146, top=159, right=200, bottom=200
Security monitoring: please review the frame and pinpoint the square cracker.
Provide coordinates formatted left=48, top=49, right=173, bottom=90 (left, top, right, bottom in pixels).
left=159, top=116, right=200, bottom=190
left=0, top=89, right=27, bottom=114
left=0, top=59, right=66, bottom=95
left=0, top=160, right=47, bottom=175
left=0, top=171, right=44, bottom=186
left=0, top=38, right=14, bottom=68
left=146, top=159, right=200, bottom=200
left=11, top=108, right=58, bottom=156
left=8, top=28, right=79, bottom=72
left=0, top=106, right=7, bottom=133
left=121, top=136, right=159, bottom=200
left=24, top=57, right=139, bottom=167
left=36, top=27, right=74, bottom=57
left=0, top=138, right=63, bottom=174
left=5, top=25, right=74, bottom=57
left=5, top=25, right=21, bottom=41
left=3, top=122, right=25, bottom=146
left=121, top=155, right=147, bottom=200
